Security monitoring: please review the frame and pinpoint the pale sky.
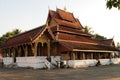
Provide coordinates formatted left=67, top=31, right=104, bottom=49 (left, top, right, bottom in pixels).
left=0, top=0, right=120, bottom=43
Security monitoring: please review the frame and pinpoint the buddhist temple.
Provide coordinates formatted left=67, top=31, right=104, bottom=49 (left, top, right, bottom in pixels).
left=0, top=8, right=119, bottom=69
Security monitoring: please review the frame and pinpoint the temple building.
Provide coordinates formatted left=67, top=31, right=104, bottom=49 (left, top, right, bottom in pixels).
left=0, top=8, right=119, bottom=69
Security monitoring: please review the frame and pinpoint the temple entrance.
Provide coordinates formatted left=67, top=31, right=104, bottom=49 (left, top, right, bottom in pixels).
left=37, top=42, right=42, bottom=56
left=37, top=42, right=48, bottom=56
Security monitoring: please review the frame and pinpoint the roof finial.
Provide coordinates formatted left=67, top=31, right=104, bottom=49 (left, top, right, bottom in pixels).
left=48, top=6, right=50, bottom=10
left=46, top=21, right=48, bottom=27
left=112, top=36, right=114, bottom=39
left=56, top=6, right=58, bottom=9
left=64, top=6, right=67, bottom=12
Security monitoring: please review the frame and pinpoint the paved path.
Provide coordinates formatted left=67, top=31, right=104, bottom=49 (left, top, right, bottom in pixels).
left=0, top=64, right=120, bottom=80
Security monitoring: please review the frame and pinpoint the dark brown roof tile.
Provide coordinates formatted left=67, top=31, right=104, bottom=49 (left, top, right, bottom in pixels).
left=3, top=25, right=44, bottom=48
left=57, top=9, right=76, bottom=22
left=54, top=18, right=82, bottom=29
left=59, top=41, right=118, bottom=52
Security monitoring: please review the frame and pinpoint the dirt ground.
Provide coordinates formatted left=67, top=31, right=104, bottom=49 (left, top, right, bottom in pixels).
left=0, top=64, right=120, bottom=80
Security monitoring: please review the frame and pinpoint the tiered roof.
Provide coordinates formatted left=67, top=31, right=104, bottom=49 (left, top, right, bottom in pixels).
left=48, top=8, right=118, bottom=52
left=59, top=41, right=117, bottom=52
left=1, top=8, right=118, bottom=52
left=49, top=9, right=83, bottom=30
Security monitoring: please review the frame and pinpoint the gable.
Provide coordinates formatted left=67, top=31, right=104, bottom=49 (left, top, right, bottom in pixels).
left=100, top=39, right=115, bottom=46
left=2, top=25, right=55, bottom=48
left=49, top=18, right=58, bottom=27
left=57, top=9, right=76, bottom=22
left=33, top=26, right=55, bottom=43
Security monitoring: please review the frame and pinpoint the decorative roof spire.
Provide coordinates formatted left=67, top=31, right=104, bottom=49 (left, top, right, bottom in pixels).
left=112, top=36, right=114, bottom=39
left=56, top=6, right=58, bottom=9
left=48, top=6, right=50, bottom=10
left=64, top=6, right=67, bottom=12
left=46, top=21, right=48, bottom=27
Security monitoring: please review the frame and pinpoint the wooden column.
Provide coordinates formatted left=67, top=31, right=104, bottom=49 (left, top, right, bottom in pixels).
left=75, top=52, right=77, bottom=59
left=47, top=40, right=50, bottom=57
left=91, top=53, right=93, bottom=59
left=109, top=52, right=112, bottom=59
left=41, top=42, right=44, bottom=56
left=24, top=45, right=28, bottom=57
left=31, top=43, right=37, bottom=56
left=13, top=48, right=15, bottom=57
left=18, top=47, right=21, bottom=57
left=69, top=52, right=72, bottom=60
left=8, top=48, right=10, bottom=57
left=57, top=42, right=60, bottom=56
left=98, top=53, right=100, bottom=59
left=104, top=53, right=107, bottom=59
left=16, top=47, right=20, bottom=57
left=82, top=52, right=85, bottom=59
left=12, top=48, right=16, bottom=63
left=9, top=48, right=11, bottom=57
left=35, top=43, right=37, bottom=56
left=72, top=52, right=75, bottom=60
left=6, top=49, right=8, bottom=57
left=6, top=48, right=10, bottom=57
left=10, top=48, right=12, bottom=57
left=2, top=49, right=6, bottom=57
left=5, top=49, right=7, bottom=57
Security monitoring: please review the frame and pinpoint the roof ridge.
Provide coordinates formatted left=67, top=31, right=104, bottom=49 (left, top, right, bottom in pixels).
left=32, top=25, right=46, bottom=41
left=59, top=39, right=115, bottom=47
left=56, top=8, right=73, bottom=14
left=8, top=25, right=45, bottom=40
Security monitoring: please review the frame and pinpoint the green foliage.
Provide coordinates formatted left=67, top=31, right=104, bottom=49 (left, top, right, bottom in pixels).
left=0, top=29, right=21, bottom=43
left=12, top=29, right=22, bottom=36
left=116, top=42, right=120, bottom=50
left=106, top=0, right=120, bottom=10
left=84, top=26, right=107, bottom=40
left=84, top=26, right=94, bottom=34
left=93, top=34, right=107, bottom=40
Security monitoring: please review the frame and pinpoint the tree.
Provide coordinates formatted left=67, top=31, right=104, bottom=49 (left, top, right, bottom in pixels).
left=12, top=29, right=22, bottom=36
left=93, top=34, right=107, bottom=40
left=106, top=0, right=120, bottom=9
left=116, top=42, right=120, bottom=50
left=84, top=26, right=107, bottom=40
left=0, top=29, right=21, bottom=43
left=84, top=26, right=94, bottom=34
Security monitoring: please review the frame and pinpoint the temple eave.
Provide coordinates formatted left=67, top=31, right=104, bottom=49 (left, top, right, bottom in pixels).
left=73, top=49, right=116, bottom=53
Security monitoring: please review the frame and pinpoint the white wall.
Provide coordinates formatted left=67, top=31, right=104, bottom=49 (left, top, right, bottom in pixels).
left=111, top=58, right=120, bottom=64
left=67, top=59, right=97, bottom=68
left=16, top=57, right=47, bottom=69
left=3, top=57, right=14, bottom=65
left=16, top=56, right=60, bottom=69
left=3, top=57, right=120, bottom=69
left=99, top=59, right=111, bottom=65
left=67, top=58, right=120, bottom=68
left=51, top=56, right=60, bottom=66
left=3, top=56, right=60, bottom=69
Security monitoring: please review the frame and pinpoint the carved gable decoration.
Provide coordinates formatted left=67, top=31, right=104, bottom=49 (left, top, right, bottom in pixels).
left=57, top=9, right=76, bottom=22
